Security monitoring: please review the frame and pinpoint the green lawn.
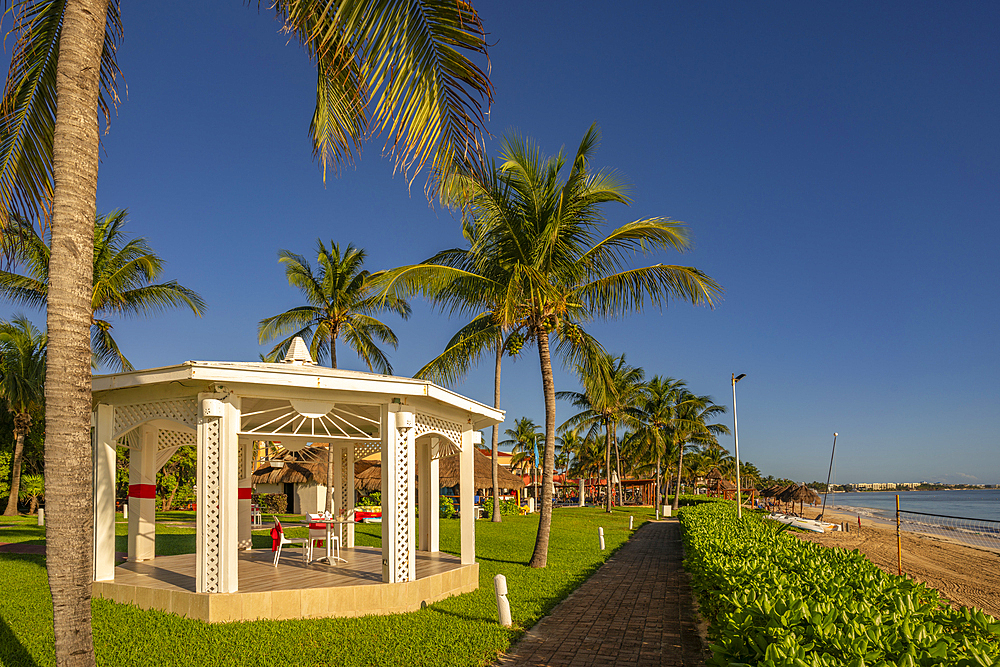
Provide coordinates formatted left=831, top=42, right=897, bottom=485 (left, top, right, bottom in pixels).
left=1, top=507, right=653, bottom=666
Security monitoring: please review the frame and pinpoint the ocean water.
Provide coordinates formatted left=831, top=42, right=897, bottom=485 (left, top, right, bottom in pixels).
left=830, top=489, right=1000, bottom=523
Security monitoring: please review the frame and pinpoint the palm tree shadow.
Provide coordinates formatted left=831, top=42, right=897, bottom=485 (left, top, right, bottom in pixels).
left=474, top=555, right=529, bottom=566
left=0, top=614, right=40, bottom=667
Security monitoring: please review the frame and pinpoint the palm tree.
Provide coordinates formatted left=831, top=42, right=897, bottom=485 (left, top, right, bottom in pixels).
left=259, top=240, right=409, bottom=515
left=259, top=241, right=410, bottom=372
left=0, top=316, right=46, bottom=516
left=1, top=2, right=493, bottom=659
left=500, top=417, right=542, bottom=502
left=559, top=353, right=647, bottom=512
left=373, top=218, right=517, bottom=523
left=18, top=473, right=45, bottom=514
left=625, top=375, right=687, bottom=509
left=671, top=392, right=730, bottom=510
left=428, top=125, right=721, bottom=566
left=0, top=210, right=205, bottom=371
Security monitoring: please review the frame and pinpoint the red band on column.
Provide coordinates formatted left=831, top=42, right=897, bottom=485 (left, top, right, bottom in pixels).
left=238, top=487, right=252, bottom=500
left=128, top=484, right=156, bottom=499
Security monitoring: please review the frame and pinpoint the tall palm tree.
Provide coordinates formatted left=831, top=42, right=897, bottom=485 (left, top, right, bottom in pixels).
left=259, top=240, right=409, bottom=515
left=0, top=316, right=46, bottom=516
left=671, top=392, right=729, bottom=510
left=1, top=2, right=493, bottom=660
left=559, top=353, right=646, bottom=512
left=374, top=217, right=517, bottom=523
left=259, top=241, right=410, bottom=372
left=426, top=125, right=722, bottom=566
left=500, top=417, right=542, bottom=501
left=0, top=210, right=206, bottom=371
left=625, top=375, right=687, bottom=509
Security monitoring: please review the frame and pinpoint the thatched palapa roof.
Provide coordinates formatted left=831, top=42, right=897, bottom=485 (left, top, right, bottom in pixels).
left=356, top=449, right=525, bottom=493
left=252, top=443, right=376, bottom=486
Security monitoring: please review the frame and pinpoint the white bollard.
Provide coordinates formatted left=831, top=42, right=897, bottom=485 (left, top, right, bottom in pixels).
left=655, top=508, right=659, bottom=521
left=37, top=508, right=44, bottom=526
left=598, top=526, right=605, bottom=550
left=123, top=503, right=128, bottom=520
left=629, top=515, right=634, bottom=530
left=493, top=574, right=512, bottom=627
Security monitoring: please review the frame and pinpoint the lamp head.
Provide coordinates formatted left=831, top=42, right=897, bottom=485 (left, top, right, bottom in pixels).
left=734, top=373, right=746, bottom=383
left=834, top=432, right=838, bottom=437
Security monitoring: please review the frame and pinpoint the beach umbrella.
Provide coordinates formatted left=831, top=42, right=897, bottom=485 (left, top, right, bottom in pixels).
left=782, top=484, right=821, bottom=514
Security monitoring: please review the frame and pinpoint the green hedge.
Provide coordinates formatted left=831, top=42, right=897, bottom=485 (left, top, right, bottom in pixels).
left=481, top=498, right=521, bottom=519
left=253, top=493, right=287, bottom=514
left=679, top=502, right=1000, bottom=666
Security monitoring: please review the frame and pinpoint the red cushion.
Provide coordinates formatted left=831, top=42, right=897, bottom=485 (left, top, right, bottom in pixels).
left=270, top=526, right=280, bottom=551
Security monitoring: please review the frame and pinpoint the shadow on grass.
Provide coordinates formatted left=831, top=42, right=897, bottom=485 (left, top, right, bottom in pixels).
left=427, top=606, right=497, bottom=624
left=474, top=555, right=530, bottom=566
left=0, top=613, right=40, bottom=667
left=0, top=526, right=46, bottom=544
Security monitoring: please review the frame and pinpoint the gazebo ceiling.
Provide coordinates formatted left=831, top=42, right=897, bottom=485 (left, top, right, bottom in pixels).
left=239, top=396, right=380, bottom=443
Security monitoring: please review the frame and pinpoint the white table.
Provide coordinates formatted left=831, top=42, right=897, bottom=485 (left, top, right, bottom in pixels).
left=303, top=517, right=357, bottom=564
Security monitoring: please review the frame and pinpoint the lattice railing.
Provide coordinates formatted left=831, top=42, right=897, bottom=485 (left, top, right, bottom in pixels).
left=202, top=417, right=222, bottom=593
left=415, top=413, right=462, bottom=458
left=114, top=398, right=197, bottom=439
left=394, top=429, right=411, bottom=582
left=158, top=428, right=195, bottom=451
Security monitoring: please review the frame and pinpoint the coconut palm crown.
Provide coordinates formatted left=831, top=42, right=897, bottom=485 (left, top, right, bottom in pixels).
left=0, top=210, right=205, bottom=372
left=383, top=124, right=722, bottom=567
left=258, top=240, right=410, bottom=374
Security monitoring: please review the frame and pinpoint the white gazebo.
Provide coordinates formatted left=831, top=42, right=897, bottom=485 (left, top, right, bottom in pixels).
left=90, top=340, right=503, bottom=622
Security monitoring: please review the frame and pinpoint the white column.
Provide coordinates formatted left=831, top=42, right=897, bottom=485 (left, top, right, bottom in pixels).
left=128, top=423, right=157, bottom=562
left=346, top=444, right=355, bottom=548
left=93, top=404, right=116, bottom=581
left=579, top=478, right=586, bottom=507
left=380, top=404, right=416, bottom=583
left=428, top=437, right=440, bottom=552
left=333, top=442, right=343, bottom=520
left=418, top=438, right=430, bottom=551
left=238, top=441, right=252, bottom=550
left=196, top=392, right=240, bottom=593
left=460, top=428, right=476, bottom=565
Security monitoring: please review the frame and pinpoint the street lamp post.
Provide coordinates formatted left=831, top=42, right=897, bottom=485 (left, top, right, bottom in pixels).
left=732, top=373, right=746, bottom=519
left=819, top=433, right=838, bottom=520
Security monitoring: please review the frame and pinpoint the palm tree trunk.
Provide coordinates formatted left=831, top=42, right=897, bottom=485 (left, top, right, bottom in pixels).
left=491, top=343, right=501, bottom=523
left=604, top=418, right=612, bottom=512
left=2, top=423, right=26, bottom=515
left=614, top=435, right=624, bottom=506
left=326, top=333, right=336, bottom=514
left=47, top=1, right=111, bottom=664
left=672, top=445, right=685, bottom=511
left=529, top=329, right=556, bottom=568
left=655, top=453, right=661, bottom=510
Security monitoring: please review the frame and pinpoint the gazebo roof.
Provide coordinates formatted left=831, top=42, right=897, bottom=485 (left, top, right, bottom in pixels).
left=93, top=359, right=504, bottom=446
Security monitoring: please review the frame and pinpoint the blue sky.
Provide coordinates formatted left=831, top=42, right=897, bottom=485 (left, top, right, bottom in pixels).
left=5, top=2, right=998, bottom=484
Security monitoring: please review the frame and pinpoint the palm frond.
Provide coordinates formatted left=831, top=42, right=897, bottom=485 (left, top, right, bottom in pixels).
left=272, top=0, right=493, bottom=185
left=413, top=312, right=498, bottom=385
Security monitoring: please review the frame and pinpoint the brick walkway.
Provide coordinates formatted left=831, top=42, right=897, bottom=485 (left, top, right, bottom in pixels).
left=497, top=519, right=706, bottom=667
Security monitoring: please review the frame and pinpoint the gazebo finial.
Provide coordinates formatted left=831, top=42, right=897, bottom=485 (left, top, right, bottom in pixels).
left=281, top=337, right=315, bottom=365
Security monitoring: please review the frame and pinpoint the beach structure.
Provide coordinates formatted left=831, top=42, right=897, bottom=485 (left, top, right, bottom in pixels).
left=90, top=339, right=503, bottom=622
left=251, top=443, right=379, bottom=514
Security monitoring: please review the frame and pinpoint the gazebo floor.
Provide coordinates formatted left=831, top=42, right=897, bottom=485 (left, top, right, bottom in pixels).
left=93, top=546, right=478, bottom=623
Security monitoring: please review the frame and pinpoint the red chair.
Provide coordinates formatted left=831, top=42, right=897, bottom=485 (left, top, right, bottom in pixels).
left=270, top=517, right=308, bottom=566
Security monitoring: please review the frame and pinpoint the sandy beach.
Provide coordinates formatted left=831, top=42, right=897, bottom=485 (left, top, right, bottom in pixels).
left=784, top=505, right=1000, bottom=618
